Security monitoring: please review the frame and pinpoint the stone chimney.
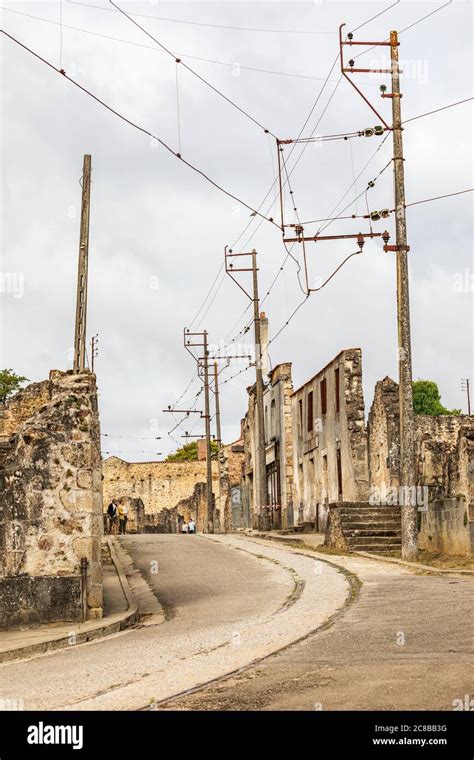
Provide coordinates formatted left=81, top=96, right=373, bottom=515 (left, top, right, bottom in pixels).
left=260, top=311, right=269, bottom=377
left=197, top=438, right=207, bottom=461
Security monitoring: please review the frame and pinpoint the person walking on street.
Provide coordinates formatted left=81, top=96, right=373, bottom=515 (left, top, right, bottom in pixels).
left=188, top=519, right=196, bottom=535
left=107, top=500, right=118, bottom=535
left=118, top=502, right=128, bottom=535
left=181, top=521, right=188, bottom=534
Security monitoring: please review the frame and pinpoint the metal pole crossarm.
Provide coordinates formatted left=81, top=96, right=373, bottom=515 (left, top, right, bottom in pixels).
left=383, top=244, right=411, bottom=253
left=162, top=408, right=203, bottom=414
left=342, top=39, right=395, bottom=47
left=343, top=67, right=393, bottom=74
left=283, top=231, right=389, bottom=245
left=338, top=23, right=391, bottom=130
left=224, top=245, right=258, bottom=300
left=202, top=355, right=252, bottom=361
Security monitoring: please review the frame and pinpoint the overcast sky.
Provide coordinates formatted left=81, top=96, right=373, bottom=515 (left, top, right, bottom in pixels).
left=1, top=0, right=472, bottom=461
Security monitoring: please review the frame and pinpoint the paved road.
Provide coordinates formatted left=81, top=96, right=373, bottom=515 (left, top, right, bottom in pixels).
left=160, top=537, right=474, bottom=711
left=0, top=535, right=347, bottom=710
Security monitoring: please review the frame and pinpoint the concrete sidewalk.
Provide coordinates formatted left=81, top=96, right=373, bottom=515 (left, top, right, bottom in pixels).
left=0, top=538, right=139, bottom=664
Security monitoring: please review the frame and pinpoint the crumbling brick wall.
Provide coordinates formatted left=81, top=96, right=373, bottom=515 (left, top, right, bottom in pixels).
left=0, top=370, right=103, bottom=627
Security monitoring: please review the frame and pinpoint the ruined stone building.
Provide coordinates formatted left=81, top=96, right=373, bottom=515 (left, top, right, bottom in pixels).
left=241, top=362, right=294, bottom=530
left=0, top=370, right=103, bottom=628
left=368, top=377, right=474, bottom=555
left=102, top=439, right=244, bottom=534
left=217, top=438, right=245, bottom=532
left=291, top=349, right=369, bottom=532
left=240, top=344, right=473, bottom=555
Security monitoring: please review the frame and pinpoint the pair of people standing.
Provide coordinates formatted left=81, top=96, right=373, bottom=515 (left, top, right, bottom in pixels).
left=181, top=519, right=196, bottom=534
left=107, top=500, right=128, bottom=535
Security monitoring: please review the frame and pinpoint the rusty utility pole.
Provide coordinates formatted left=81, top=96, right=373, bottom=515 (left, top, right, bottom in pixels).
left=91, top=333, right=98, bottom=374
left=73, top=154, right=92, bottom=373
left=213, top=361, right=222, bottom=449
left=461, top=378, right=471, bottom=415
left=335, top=24, right=417, bottom=558
left=213, top=361, right=223, bottom=532
left=182, top=329, right=214, bottom=533
left=251, top=250, right=268, bottom=514
left=224, top=246, right=268, bottom=518
left=390, top=30, right=417, bottom=561
left=202, top=330, right=214, bottom=534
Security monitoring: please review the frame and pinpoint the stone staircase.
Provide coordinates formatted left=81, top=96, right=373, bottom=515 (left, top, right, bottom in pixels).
left=338, top=504, right=402, bottom=554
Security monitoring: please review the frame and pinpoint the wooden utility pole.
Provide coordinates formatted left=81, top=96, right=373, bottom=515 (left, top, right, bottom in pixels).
left=202, top=331, right=214, bottom=534
left=73, top=154, right=92, bottom=373
left=390, top=31, right=417, bottom=561
left=252, top=249, right=268, bottom=516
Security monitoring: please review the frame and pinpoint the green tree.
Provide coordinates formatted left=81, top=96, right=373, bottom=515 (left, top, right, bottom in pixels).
left=0, top=369, right=28, bottom=404
left=412, top=380, right=460, bottom=416
left=166, top=440, right=219, bottom=462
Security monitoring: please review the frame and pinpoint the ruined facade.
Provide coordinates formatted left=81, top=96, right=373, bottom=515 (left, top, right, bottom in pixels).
left=0, top=370, right=103, bottom=628
left=242, top=363, right=294, bottom=530
left=368, top=377, right=474, bottom=555
left=239, top=345, right=472, bottom=555
left=292, top=349, right=369, bottom=531
left=217, top=439, right=245, bottom=532
left=103, top=457, right=219, bottom=522
left=102, top=444, right=244, bottom=534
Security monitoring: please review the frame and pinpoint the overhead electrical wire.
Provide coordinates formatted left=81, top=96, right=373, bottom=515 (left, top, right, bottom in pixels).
left=110, top=0, right=277, bottom=139
left=0, top=29, right=280, bottom=229
left=67, top=0, right=337, bottom=35
left=179, top=0, right=403, bottom=384
left=349, top=0, right=400, bottom=34
left=349, top=0, right=454, bottom=63
left=403, top=188, right=473, bottom=209
left=102, top=450, right=162, bottom=456
left=403, top=97, right=473, bottom=125
left=1, top=6, right=364, bottom=84
left=182, top=8, right=373, bottom=345
left=180, top=1, right=465, bottom=402
left=101, top=433, right=162, bottom=440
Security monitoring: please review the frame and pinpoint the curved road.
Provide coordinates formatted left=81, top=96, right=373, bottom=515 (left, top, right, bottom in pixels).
left=0, top=534, right=348, bottom=710
left=161, top=537, right=474, bottom=711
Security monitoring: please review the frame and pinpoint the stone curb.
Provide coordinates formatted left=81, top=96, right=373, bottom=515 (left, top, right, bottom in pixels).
left=243, top=530, right=474, bottom=577
left=0, top=538, right=140, bottom=665
left=353, top=550, right=474, bottom=577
